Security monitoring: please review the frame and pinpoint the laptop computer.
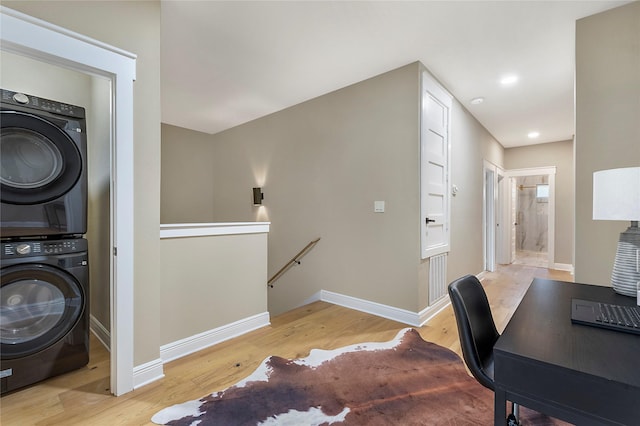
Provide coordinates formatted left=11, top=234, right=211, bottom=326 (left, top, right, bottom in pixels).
left=571, top=298, right=640, bottom=335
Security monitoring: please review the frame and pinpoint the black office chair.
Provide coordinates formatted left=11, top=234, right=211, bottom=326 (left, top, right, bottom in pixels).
left=448, top=274, right=519, bottom=426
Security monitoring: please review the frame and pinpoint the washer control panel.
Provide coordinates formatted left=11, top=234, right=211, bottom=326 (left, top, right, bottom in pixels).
left=1, top=239, right=88, bottom=259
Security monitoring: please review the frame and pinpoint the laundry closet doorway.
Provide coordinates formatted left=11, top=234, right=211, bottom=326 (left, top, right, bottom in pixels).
left=1, top=8, right=136, bottom=395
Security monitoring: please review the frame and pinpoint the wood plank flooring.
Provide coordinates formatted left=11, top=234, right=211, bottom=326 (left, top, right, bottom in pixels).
left=0, top=264, right=572, bottom=425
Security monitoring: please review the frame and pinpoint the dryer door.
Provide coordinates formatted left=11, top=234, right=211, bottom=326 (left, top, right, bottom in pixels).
left=0, top=111, right=82, bottom=205
left=0, top=264, right=84, bottom=359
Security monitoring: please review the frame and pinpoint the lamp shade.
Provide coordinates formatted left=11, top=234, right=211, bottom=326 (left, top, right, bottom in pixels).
left=593, top=167, right=640, bottom=221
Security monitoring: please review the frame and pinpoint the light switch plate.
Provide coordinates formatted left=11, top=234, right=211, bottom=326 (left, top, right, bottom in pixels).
left=374, top=201, right=385, bottom=213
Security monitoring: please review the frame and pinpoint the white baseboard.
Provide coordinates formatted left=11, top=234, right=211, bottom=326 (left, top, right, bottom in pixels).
left=160, top=312, right=271, bottom=364
left=90, top=315, right=165, bottom=390
left=302, top=291, right=322, bottom=306
left=320, top=290, right=450, bottom=327
left=89, top=314, right=111, bottom=351
left=133, top=358, right=164, bottom=389
left=417, top=295, right=451, bottom=326
left=92, top=312, right=270, bottom=390
left=553, top=263, right=574, bottom=274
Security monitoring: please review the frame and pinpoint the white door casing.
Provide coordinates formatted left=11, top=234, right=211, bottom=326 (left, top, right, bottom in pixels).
left=483, top=161, right=496, bottom=271
left=482, top=161, right=506, bottom=270
left=510, top=178, right=517, bottom=263
left=496, top=169, right=509, bottom=265
left=421, top=70, right=452, bottom=259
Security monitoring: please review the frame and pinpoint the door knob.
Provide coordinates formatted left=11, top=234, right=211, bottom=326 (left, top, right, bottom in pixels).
left=426, top=217, right=436, bottom=224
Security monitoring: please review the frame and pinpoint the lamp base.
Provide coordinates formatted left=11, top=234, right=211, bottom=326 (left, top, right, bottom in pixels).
left=611, top=223, right=640, bottom=297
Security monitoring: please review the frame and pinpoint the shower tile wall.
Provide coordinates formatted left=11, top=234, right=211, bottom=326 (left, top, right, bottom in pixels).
left=516, top=175, right=548, bottom=253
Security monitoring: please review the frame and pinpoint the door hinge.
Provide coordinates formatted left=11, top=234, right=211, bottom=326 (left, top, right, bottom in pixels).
left=113, top=247, right=117, bottom=256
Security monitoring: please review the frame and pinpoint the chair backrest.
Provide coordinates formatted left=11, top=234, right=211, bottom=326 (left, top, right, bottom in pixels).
left=447, top=274, right=499, bottom=391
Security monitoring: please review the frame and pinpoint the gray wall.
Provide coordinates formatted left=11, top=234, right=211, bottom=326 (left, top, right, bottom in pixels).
left=505, top=140, right=574, bottom=265
left=212, top=62, right=422, bottom=315
left=448, top=102, right=504, bottom=281
left=160, top=232, right=268, bottom=346
left=575, top=2, right=640, bottom=285
left=161, top=124, right=217, bottom=223
left=161, top=62, right=504, bottom=316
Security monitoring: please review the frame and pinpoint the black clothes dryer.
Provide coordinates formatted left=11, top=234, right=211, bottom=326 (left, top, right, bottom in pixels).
left=0, top=89, right=87, bottom=239
left=0, top=238, right=89, bottom=394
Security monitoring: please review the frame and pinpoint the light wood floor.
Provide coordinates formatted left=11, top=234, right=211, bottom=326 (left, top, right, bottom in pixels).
left=0, top=264, right=572, bottom=425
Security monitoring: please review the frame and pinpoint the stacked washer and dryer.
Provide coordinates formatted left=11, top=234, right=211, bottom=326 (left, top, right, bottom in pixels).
left=0, top=89, right=90, bottom=394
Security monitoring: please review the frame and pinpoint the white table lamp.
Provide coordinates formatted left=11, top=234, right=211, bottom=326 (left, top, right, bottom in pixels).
left=593, top=167, right=640, bottom=298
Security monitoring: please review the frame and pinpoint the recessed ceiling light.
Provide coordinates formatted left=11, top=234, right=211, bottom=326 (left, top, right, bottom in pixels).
left=500, top=74, right=519, bottom=86
left=528, top=131, right=540, bottom=139
left=470, top=97, right=484, bottom=105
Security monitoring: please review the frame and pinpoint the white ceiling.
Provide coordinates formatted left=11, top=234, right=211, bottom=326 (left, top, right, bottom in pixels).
left=161, top=1, right=629, bottom=148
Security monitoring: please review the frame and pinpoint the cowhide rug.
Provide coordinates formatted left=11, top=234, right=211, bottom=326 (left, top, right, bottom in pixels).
left=152, top=328, right=570, bottom=425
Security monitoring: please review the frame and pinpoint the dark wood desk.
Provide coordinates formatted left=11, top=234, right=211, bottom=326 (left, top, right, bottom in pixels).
left=493, top=279, right=640, bottom=426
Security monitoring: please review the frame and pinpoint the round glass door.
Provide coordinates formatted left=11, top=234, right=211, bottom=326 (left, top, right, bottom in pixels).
left=0, top=264, right=84, bottom=359
left=0, top=111, right=82, bottom=205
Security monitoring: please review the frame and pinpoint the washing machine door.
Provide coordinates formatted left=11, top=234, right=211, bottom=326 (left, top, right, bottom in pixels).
left=0, top=111, right=82, bottom=205
left=0, top=264, right=84, bottom=359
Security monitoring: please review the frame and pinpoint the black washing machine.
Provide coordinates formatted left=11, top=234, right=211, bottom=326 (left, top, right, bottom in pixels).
left=0, top=89, right=87, bottom=239
left=0, top=238, right=89, bottom=394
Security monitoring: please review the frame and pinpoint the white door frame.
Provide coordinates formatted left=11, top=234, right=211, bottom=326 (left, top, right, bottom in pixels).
left=483, top=160, right=503, bottom=271
left=503, top=167, right=556, bottom=269
left=496, top=169, right=509, bottom=265
left=1, top=7, right=136, bottom=395
left=420, top=68, right=452, bottom=259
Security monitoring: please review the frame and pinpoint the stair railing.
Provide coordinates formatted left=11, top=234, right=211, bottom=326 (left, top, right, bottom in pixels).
left=268, top=237, right=321, bottom=288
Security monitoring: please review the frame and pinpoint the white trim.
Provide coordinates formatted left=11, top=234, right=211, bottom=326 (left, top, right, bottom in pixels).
left=420, top=67, right=453, bottom=259
left=506, top=167, right=557, bottom=177
left=90, top=315, right=111, bottom=351
left=302, top=291, right=323, bottom=306
left=133, top=358, right=164, bottom=390
left=417, top=295, right=451, bottom=326
left=1, top=6, right=137, bottom=395
left=160, top=222, right=270, bottom=239
left=553, top=263, right=575, bottom=274
left=483, top=160, right=498, bottom=272
left=0, top=7, right=135, bottom=60
left=159, top=312, right=270, bottom=364
left=319, top=290, right=450, bottom=327
left=496, top=168, right=510, bottom=265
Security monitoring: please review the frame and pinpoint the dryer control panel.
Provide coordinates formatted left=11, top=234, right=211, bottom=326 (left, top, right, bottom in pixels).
left=1, top=239, right=88, bottom=259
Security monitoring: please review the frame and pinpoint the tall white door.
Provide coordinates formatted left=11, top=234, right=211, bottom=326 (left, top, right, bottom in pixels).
left=421, top=71, right=452, bottom=259
left=484, top=167, right=496, bottom=271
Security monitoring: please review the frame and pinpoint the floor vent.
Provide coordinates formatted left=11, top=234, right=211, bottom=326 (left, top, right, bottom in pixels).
left=429, top=253, right=448, bottom=305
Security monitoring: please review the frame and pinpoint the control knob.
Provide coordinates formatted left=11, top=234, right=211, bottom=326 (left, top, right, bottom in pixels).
left=16, top=243, right=31, bottom=255
left=12, top=93, right=29, bottom=104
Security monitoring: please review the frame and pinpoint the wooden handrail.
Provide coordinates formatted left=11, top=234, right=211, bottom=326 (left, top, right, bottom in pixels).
left=268, top=237, right=321, bottom=288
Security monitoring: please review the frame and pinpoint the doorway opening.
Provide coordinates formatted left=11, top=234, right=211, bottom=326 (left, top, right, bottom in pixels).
left=503, top=167, right=556, bottom=269
left=1, top=8, right=136, bottom=395
left=514, top=175, right=549, bottom=267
